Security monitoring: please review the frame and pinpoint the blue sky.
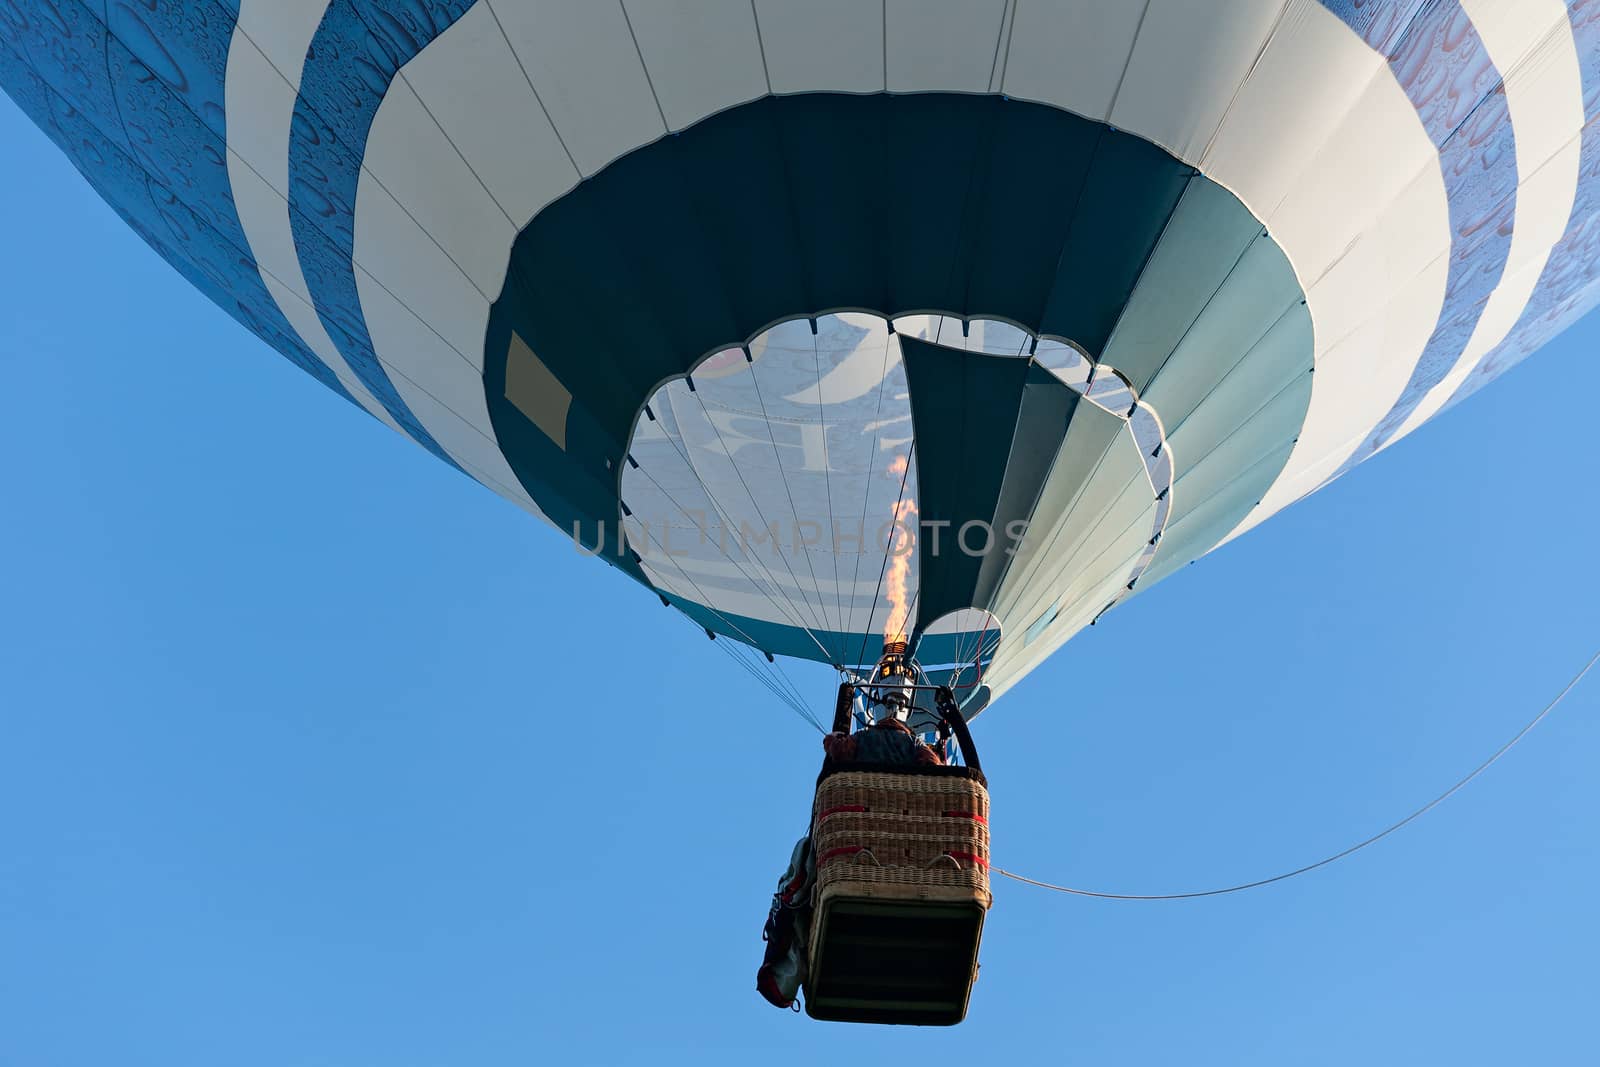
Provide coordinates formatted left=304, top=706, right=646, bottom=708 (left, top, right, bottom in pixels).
left=1, top=94, right=1596, bottom=1066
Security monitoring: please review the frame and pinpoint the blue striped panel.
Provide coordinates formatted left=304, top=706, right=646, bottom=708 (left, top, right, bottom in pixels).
left=0, top=0, right=354, bottom=402
left=1443, top=0, right=1600, bottom=409
left=287, top=1, right=477, bottom=471
left=1320, top=0, right=1517, bottom=472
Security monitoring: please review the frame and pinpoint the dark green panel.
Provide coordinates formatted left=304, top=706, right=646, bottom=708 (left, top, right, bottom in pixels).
left=1038, top=133, right=1194, bottom=353
left=970, top=363, right=1081, bottom=607
left=773, top=95, right=894, bottom=314
left=964, top=117, right=1101, bottom=323
left=900, top=337, right=1029, bottom=630
left=876, top=96, right=982, bottom=313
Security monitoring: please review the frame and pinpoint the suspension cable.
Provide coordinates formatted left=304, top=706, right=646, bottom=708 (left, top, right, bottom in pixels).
left=993, top=647, right=1599, bottom=901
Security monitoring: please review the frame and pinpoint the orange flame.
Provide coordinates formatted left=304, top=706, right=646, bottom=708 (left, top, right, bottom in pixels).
left=883, top=454, right=918, bottom=644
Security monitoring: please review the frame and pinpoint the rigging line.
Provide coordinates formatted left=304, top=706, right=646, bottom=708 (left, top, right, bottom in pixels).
left=949, top=612, right=993, bottom=691
left=635, top=510, right=818, bottom=724
left=739, top=351, right=839, bottom=652
left=769, top=656, right=822, bottom=726
left=712, top=628, right=824, bottom=733
left=626, top=469, right=822, bottom=686
left=727, top=639, right=822, bottom=733
left=705, top=622, right=799, bottom=712
left=709, top=628, right=822, bottom=733
left=994, top=646, right=1600, bottom=901
left=810, top=328, right=845, bottom=648
left=633, top=436, right=837, bottom=665
left=739, top=347, right=844, bottom=646
left=679, top=382, right=833, bottom=647
left=854, top=447, right=915, bottom=669
left=655, top=385, right=836, bottom=650
left=724, top=623, right=813, bottom=719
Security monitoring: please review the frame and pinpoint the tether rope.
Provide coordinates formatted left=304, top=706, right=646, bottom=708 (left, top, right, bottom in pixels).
left=993, top=647, right=1599, bottom=901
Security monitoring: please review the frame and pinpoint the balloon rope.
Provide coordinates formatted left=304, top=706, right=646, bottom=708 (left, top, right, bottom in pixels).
left=993, top=647, right=1599, bottom=901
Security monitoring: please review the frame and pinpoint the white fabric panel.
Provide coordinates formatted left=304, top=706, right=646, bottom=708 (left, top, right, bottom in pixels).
left=398, top=3, right=580, bottom=227
left=1260, top=50, right=1446, bottom=286
left=1291, top=168, right=1447, bottom=366
left=351, top=262, right=488, bottom=425
left=1235, top=251, right=1451, bottom=538
left=1216, top=42, right=1451, bottom=537
left=1000, top=0, right=1146, bottom=121
left=226, top=161, right=402, bottom=426
left=233, top=0, right=329, bottom=84
left=753, top=0, right=885, bottom=94
left=1110, top=0, right=1288, bottom=163
left=225, top=0, right=404, bottom=434
left=1390, top=0, right=1584, bottom=444
left=623, top=0, right=767, bottom=130
left=489, top=0, right=667, bottom=176
left=390, top=385, right=537, bottom=506
left=1201, top=0, right=1386, bottom=222
left=1218, top=1, right=1585, bottom=550
left=339, top=14, right=558, bottom=517
left=223, top=6, right=320, bottom=184
left=352, top=177, right=493, bottom=372
left=885, top=0, right=1009, bottom=94
left=353, top=260, right=540, bottom=512
left=361, top=74, right=516, bottom=298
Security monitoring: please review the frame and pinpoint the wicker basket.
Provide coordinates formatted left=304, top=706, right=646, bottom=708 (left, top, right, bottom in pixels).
left=802, top=762, right=991, bottom=1025
left=810, top=769, right=991, bottom=905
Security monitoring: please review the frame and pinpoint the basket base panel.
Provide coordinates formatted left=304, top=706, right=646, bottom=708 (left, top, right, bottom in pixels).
left=803, top=898, right=985, bottom=1025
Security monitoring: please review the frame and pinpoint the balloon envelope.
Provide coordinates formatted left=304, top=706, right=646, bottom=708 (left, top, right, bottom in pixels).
left=3, top=1, right=1592, bottom=710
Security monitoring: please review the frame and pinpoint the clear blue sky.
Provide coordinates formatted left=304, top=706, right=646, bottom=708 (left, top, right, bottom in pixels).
left=1, top=94, right=1595, bottom=1067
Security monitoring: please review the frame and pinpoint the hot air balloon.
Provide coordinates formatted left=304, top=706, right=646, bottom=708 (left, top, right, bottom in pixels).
left=5, top=0, right=1598, bottom=1025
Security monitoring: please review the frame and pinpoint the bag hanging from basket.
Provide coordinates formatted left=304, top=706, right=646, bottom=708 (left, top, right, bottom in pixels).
left=756, top=833, right=815, bottom=1009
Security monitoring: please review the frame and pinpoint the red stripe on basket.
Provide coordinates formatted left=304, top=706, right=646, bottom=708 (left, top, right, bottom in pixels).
left=945, top=851, right=989, bottom=869
left=818, top=804, right=868, bottom=820
left=819, top=846, right=866, bottom=866
left=942, top=810, right=988, bottom=825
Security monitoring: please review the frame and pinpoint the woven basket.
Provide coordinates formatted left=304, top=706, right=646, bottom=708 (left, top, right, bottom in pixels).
left=810, top=769, right=992, bottom=907
left=801, top=687, right=992, bottom=1025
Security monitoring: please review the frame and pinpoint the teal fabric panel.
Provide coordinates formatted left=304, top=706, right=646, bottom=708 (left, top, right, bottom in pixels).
left=992, top=405, right=1124, bottom=619
left=1138, top=440, right=1298, bottom=590
left=995, top=423, right=1145, bottom=628
left=1158, top=304, right=1314, bottom=470
left=1101, top=180, right=1264, bottom=390
left=1139, top=239, right=1308, bottom=430
left=1169, top=375, right=1313, bottom=514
